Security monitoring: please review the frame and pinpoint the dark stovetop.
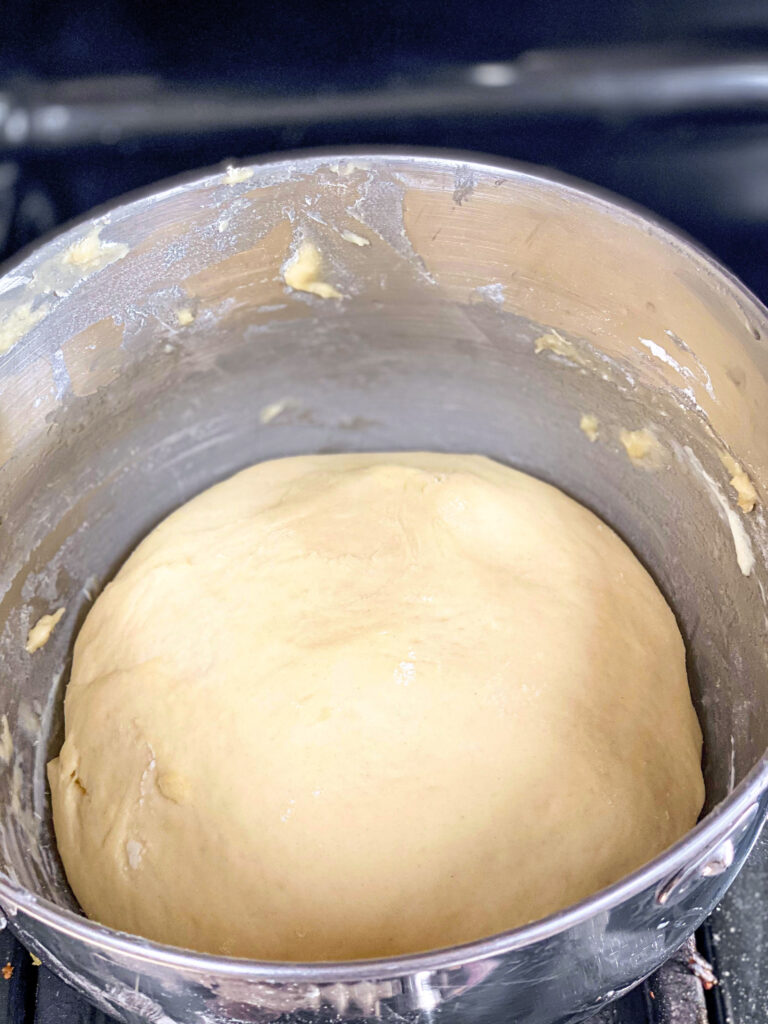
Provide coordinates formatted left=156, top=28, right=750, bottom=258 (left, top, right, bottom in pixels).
left=2, top=2, right=768, bottom=1020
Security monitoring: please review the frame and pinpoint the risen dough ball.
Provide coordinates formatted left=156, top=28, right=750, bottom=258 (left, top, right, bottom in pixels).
left=48, top=453, right=704, bottom=960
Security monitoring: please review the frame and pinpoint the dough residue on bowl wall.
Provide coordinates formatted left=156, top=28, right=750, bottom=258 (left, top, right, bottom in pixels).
left=223, top=165, right=254, bottom=186
left=283, top=242, right=342, bottom=300
left=0, top=713, right=12, bottom=763
left=620, top=428, right=664, bottom=468
left=340, top=229, right=370, bottom=247
left=720, top=453, right=758, bottom=513
left=259, top=398, right=294, bottom=424
left=579, top=413, right=599, bottom=442
left=25, top=607, right=66, bottom=654
left=62, top=227, right=128, bottom=273
left=0, top=303, right=48, bottom=356
left=681, top=445, right=756, bottom=577
left=533, top=329, right=588, bottom=367
left=175, top=307, right=195, bottom=327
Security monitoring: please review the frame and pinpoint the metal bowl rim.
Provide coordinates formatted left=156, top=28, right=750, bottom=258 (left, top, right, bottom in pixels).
left=1, top=147, right=768, bottom=982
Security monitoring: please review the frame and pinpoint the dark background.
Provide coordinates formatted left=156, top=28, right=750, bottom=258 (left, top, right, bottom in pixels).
left=2, top=0, right=768, bottom=299
left=3, top=0, right=768, bottom=82
left=2, top=3, right=768, bottom=1022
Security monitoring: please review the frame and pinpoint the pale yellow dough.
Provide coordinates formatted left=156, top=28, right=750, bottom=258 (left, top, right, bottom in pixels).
left=48, top=453, right=704, bottom=961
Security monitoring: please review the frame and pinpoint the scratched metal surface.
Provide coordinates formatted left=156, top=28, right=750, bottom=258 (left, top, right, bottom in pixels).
left=0, top=927, right=713, bottom=1024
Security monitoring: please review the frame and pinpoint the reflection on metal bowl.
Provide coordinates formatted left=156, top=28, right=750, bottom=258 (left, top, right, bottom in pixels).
left=0, top=151, right=767, bottom=1024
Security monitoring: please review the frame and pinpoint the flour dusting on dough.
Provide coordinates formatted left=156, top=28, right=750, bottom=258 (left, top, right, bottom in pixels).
left=26, top=607, right=65, bottom=654
left=125, top=839, right=144, bottom=870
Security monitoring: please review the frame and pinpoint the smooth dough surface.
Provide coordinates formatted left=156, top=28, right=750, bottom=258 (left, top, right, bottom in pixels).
left=48, top=453, right=704, bottom=960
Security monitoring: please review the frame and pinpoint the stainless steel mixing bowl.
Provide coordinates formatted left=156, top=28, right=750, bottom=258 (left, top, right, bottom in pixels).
left=1, top=151, right=768, bottom=1024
